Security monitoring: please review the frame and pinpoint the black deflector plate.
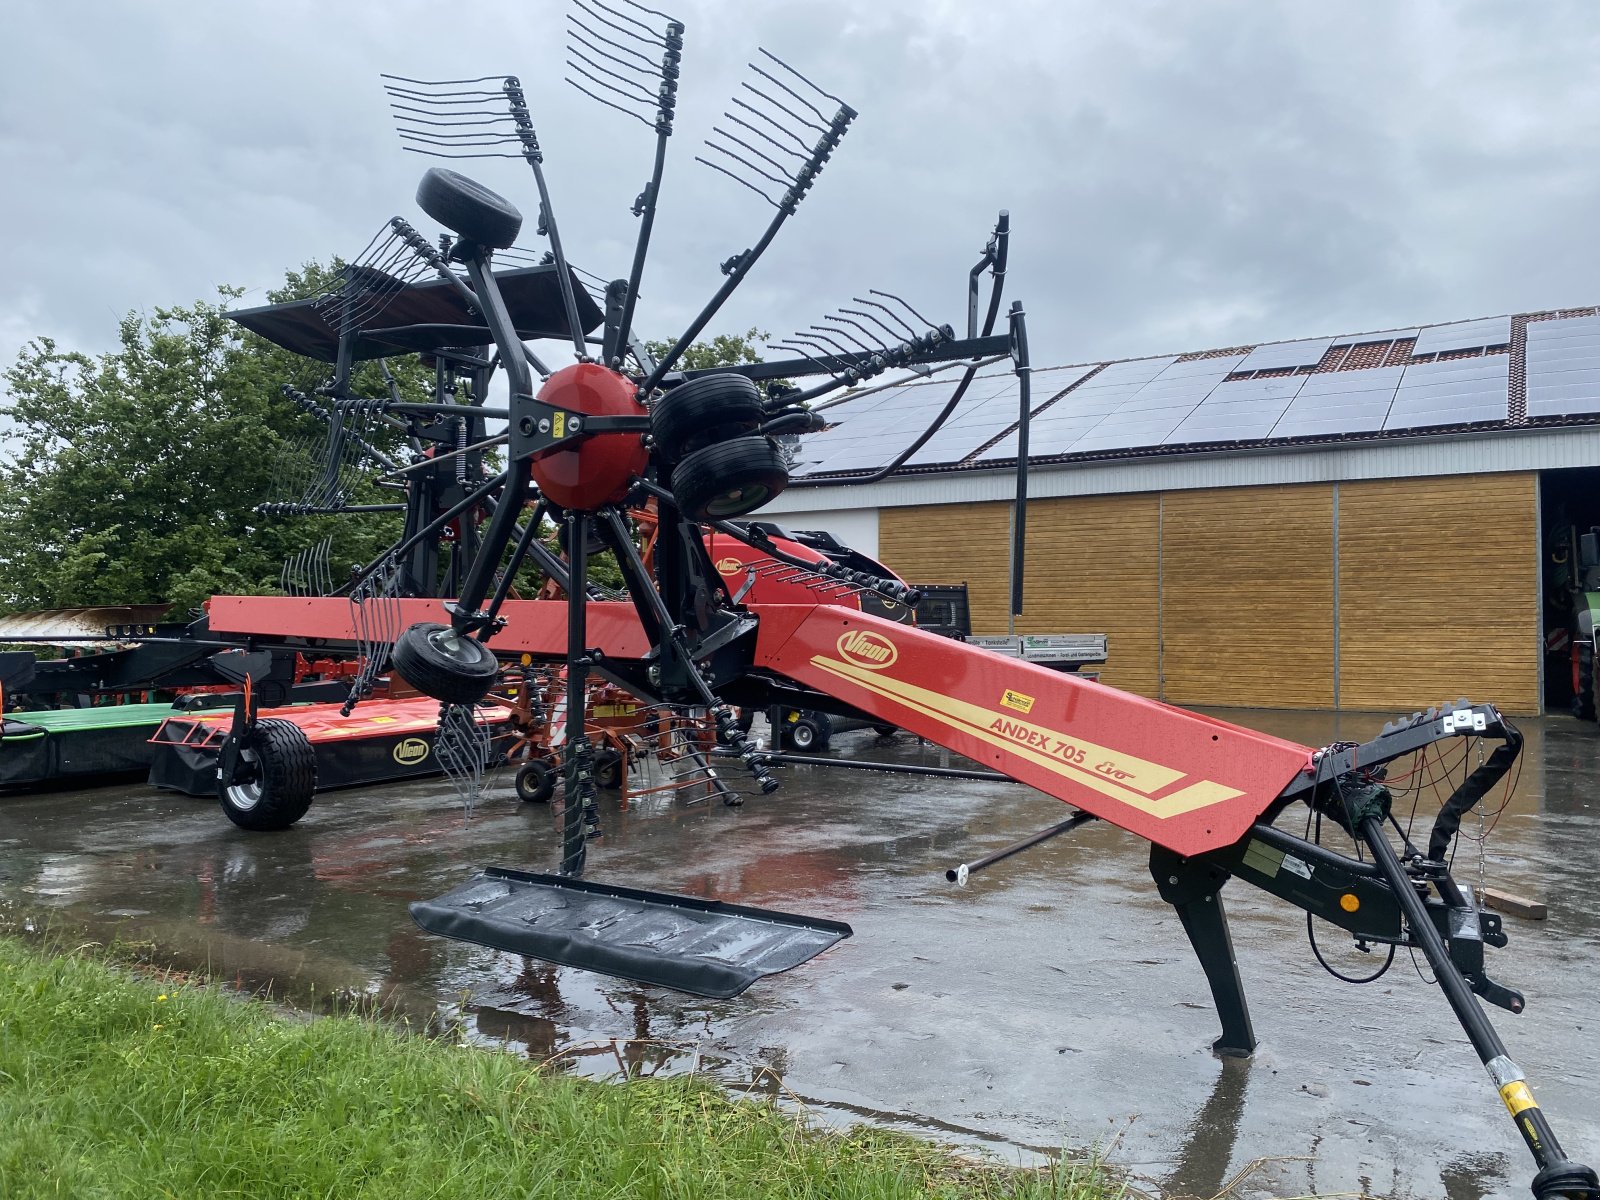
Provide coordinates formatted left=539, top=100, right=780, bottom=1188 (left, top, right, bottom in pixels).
left=411, top=868, right=852, bottom=998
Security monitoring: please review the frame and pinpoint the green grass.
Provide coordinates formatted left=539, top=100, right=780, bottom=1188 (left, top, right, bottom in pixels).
left=0, top=937, right=1119, bottom=1200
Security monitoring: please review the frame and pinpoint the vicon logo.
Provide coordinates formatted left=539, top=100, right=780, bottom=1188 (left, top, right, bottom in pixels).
left=392, top=737, right=431, bottom=766
left=715, top=557, right=741, bottom=574
left=837, top=629, right=898, bottom=669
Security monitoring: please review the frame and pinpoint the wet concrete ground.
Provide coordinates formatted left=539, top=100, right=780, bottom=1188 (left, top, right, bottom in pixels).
left=2, top=708, right=1598, bottom=1199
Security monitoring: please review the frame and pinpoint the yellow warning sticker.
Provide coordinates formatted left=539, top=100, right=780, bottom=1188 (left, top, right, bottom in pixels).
left=553, top=410, right=566, bottom=438
left=1500, top=1081, right=1537, bottom=1116
left=1001, top=689, right=1036, bottom=714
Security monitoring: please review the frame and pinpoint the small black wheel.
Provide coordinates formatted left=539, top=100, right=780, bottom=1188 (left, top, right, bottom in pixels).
left=652, top=374, right=765, bottom=461
left=784, top=715, right=829, bottom=753
left=872, top=723, right=898, bottom=738
left=392, top=622, right=500, bottom=704
left=515, top=759, right=556, bottom=804
left=416, top=167, right=523, bottom=249
left=218, top=719, right=317, bottom=832
left=670, top=436, right=789, bottom=521
left=593, top=748, right=625, bottom=789
left=1575, top=642, right=1596, bottom=721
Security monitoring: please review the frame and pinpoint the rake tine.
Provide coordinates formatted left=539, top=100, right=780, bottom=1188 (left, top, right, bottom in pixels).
left=693, top=156, right=778, bottom=207
left=822, top=314, right=887, bottom=354
left=868, top=288, right=938, bottom=331
left=758, top=46, right=847, bottom=106
left=825, top=312, right=889, bottom=350
left=728, top=97, right=812, bottom=157
left=701, top=138, right=791, bottom=192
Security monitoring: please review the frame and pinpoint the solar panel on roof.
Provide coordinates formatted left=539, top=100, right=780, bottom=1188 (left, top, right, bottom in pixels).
left=1071, top=406, right=1196, bottom=453
left=1268, top=366, right=1402, bottom=439
left=1235, top=338, right=1333, bottom=372
left=1077, top=356, right=1177, bottom=386
left=1525, top=315, right=1600, bottom=418
left=1385, top=358, right=1508, bottom=429
left=1165, top=375, right=1305, bottom=445
left=1411, top=315, right=1512, bottom=356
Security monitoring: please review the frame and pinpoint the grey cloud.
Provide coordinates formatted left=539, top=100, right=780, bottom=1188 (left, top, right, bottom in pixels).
left=3, top=0, right=1598, bottom=415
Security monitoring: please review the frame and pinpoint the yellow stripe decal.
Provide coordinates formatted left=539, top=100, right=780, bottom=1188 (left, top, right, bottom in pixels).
left=809, top=654, right=1242, bottom=819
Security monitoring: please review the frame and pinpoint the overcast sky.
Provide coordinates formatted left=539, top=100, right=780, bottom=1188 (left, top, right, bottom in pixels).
left=4, top=0, right=1600, bottom=405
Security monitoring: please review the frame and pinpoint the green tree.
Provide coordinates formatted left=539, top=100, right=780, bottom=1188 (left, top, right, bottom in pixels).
left=644, top=327, right=768, bottom=372
left=0, top=271, right=420, bottom=615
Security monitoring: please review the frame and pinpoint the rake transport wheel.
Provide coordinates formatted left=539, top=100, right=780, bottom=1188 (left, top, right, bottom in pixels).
left=1574, top=641, right=1596, bottom=721
left=515, top=759, right=556, bottom=804
left=651, top=374, right=765, bottom=461
left=672, top=436, right=789, bottom=521
left=415, top=167, right=522, bottom=249
left=218, top=719, right=317, bottom=832
left=392, top=622, right=500, bottom=704
left=783, top=713, right=831, bottom=753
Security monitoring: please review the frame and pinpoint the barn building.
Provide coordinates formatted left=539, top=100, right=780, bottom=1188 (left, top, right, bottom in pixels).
left=762, top=308, right=1600, bottom=716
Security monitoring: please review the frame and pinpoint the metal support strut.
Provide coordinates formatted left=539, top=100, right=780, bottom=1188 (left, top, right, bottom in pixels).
left=561, top=510, right=599, bottom=875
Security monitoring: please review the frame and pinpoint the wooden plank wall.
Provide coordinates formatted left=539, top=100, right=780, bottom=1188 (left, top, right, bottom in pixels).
left=1017, top=494, right=1161, bottom=697
left=1337, top=473, right=1539, bottom=714
left=874, top=471, right=1539, bottom=714
left=1161, top=484, right=1336, bottom=708
left=879, top=500, right=1013, bottom=635
left=879, top=495, right=1160, bottom=696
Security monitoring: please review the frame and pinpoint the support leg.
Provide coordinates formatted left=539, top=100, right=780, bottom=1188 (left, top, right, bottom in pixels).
left=1151, top=846, right=1256, bottom=1058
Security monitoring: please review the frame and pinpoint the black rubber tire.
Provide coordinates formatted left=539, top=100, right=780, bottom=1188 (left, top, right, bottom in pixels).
left=415, top=167, right=523, bottom=249
left=1575, top=642, right=1597, bottom=721
left=652, top=374, right=764, bottom=461
left=671, top=436, right=789, bottom=521
left=594, top=748, right=625, bottom=789
left=218, top=719, right=317, bottom=832
left=391, top=622, right=500, bottom=704
left=515, top=759, right=556, bottom=804
left=784, top=716, right=830, bottom=753
left=872, top=723, right=898, bottom=738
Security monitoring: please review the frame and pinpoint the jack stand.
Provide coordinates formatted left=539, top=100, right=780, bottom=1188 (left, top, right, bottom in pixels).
left=1151, top=845, right=1256, bottom=1058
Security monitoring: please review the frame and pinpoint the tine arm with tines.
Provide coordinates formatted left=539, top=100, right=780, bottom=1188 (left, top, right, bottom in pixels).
left=644, top=48, right=853, bottom=390
left=494, top=76, right=588, bottom=357
left=564, top=0, right=684, bottom=364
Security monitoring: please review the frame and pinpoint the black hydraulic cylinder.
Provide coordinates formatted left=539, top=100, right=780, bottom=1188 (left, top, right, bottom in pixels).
left=1358, top=815, right=1597, bottom=1198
